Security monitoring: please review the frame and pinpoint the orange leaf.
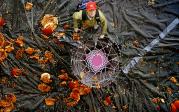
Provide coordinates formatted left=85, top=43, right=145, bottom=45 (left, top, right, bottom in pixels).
left=0, top=100, right=12, bottom=107
left=3, top=104, right=15, bottom=112
left=38, top=58, right=48, bottom=64
left=11, top=67, right=22, bottom=77
left=170, top=103, right=177, bottom=112
left=38, top=83, right=51, bottom=92
left=0, top=49, right=7, bottom=63
left=104, top=96, right=112, bottom=106
left=64, top=98, right=79, bottom=107
left=171, top=100, right=179, bottom=112
left=25, top=47, right=36, bottom=55
left=72, top=88, right=80, bottom=93
left=45, top=98, right=56, bottom=106
left=70, top=91, right=80, bottom=101
left=58, top=73, right=69, bottom=81
left=5, top=45, right=14, bottom=53
left=15, top=49, right=24, bottom=59
left=5, top=94, right=16, bottom=103
left=170, top=77, right=177, bottom=83
left=69, top=80, right=79, bottom=89
left=173, top=100, right=179, bottom=109
left=15, top=36, right=24, bottom=47
left=30, top=54, right=40, bottom=60
left=25, top=2, right=33, bottom=11
left=79, top=84, right=91, bottom=95
left=44, top=51, right=53, bottom=61
left=0, top=33, right=5, bottom=47
left=41, top=26, right=54, bottom=36
left=0, top=17, right=5, bottom=27
left=40, top=14, right=58, bottom=35
left=40, top=73, right=52, bottom=84
left=59, top=81, right=67, bottom=86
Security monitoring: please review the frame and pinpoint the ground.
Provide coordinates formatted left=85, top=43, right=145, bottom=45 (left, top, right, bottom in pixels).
left=0, top=0, right=179, bottom=112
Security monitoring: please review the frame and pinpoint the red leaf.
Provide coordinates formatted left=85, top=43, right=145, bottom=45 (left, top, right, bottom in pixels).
left=58, top=73, right=68, bottom=81
left=171, top=103, right=177, bottom=112
left=41, top=26, right=54, bottom=36
left=0, top=17, right=5, bottom=26
left=70, top=91, right=80, bottom=101
left=11, top=67, right=22, bottom=77
left=69, top=80, right=79, bottom=89
left=104, top=96, right=112, bottom=106
left=171, top=100, right=179, bottom=112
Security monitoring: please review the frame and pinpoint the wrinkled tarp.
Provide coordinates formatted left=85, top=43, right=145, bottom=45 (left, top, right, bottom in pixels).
left=0, top=0, right=179, bottom=112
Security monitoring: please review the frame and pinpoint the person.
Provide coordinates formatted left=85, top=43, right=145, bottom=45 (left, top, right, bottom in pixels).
left=73, top=1, right=107, bottom=39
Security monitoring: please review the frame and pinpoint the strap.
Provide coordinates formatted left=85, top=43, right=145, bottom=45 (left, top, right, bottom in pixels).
left=95, top=10, right=101, bottom=24
left=82, top=10, right=87, bottom=21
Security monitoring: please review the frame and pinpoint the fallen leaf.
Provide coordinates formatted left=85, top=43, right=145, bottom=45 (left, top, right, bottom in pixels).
left=104, top=96, right=112, bottom=106
left=69, top=80, right=79, bottom=89
left=0, top=49, right=7, bottom=63
left=0, top=17, right=5, bottom=27
left=170, top=77, right=177, bottom=83
left=0, top=33, right=5, bottom=46
left=30, top=54, right=40, bottom=60
left=70, top=91, right=80, bottom=101
left=40, top=73, right=52, bottom=84
left=15, top=36, right=24, bottom=47
left=44, top=51, right=53, bottom=61
left=25, top=47, right=36, bottom=55
left=38, top=83, right=51, bottom=92
left=40, top=14, right=58, bottom=35
left=5, top=94, right=16, bottom=103
left=0, top=100, right=12, bottom=107
left=11, top=67, right=22, bottom=77
left=79, top=84, right=91, bottom=95
left=170, top=100, right=179, bottom=112
left=15, top=49, right=24, bottom=59
left=41, top=26, right=54, bottom=36
left=5, top=45, right=14, bottom=53
left=25, top=2, right=33, bottom=11
left=45, top=98, right=56, bottom=106
left=58, top=73, right=69, bottom=81
left=59, top=81, right=67, bottom=86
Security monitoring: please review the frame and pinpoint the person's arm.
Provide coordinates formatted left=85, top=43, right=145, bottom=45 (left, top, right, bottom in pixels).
left=73, top=10, right=82, bottom=32
left=98, top=10, right=107, bottom=35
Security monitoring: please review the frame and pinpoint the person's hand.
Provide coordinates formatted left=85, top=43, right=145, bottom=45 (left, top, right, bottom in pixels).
left=99, top=34, right=105, bottom=39
left=74, top=28, right=79, bottom=32
left=74, top=28, right=81, bottom=33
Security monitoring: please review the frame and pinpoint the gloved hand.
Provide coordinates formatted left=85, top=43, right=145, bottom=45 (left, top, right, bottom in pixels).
left=99, top=34, right=105, bottom=39
left=94, top=24, right=99, bottom=30
left=74, top=28, right=81, bottom=33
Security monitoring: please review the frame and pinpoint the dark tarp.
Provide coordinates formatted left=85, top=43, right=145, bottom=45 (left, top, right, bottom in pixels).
left=0, top=0, right=179, bottom=112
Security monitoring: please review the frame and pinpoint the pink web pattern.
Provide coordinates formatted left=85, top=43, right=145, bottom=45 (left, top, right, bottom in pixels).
left=86, top=50, right=108, bottom=73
